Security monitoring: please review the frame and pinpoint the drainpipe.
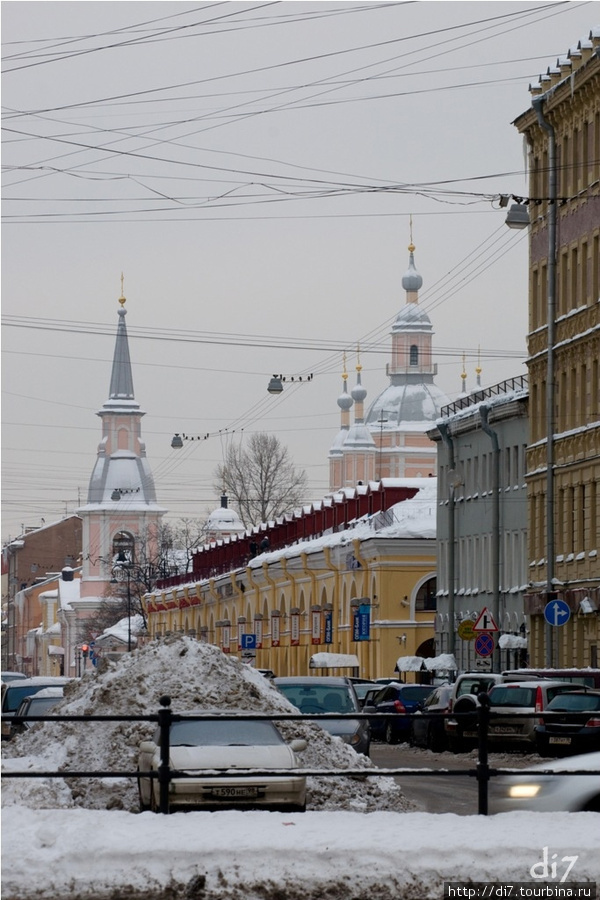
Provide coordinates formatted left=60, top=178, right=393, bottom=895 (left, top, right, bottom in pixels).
left=437, top=423, right=456, bottom=658
left=532, top=95, right=556, bottom=668
left=480, top=405, right=501, bottom=673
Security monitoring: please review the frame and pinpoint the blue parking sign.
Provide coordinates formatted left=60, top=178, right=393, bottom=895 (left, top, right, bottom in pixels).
left=240, top=634, right=257, bottom=650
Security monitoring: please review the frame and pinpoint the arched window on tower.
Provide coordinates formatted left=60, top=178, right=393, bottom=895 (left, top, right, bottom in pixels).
left=415, top=577, right=437, bottom=611
left=113, top=530, right=135, bottom=564
left=410, top=345, right=419, bottom=366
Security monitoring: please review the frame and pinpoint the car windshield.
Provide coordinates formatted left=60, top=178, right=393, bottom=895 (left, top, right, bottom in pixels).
left=168, top=718, right=285, bottom=747
left=23, top=696, right=63, bottom=715
left=277, top=684, right=356, bottom=714
left=456, top=678, right=496, bottom=698
left=353, top=683, right=378, bottom=700
left=547, top=694, right=600, bottom=711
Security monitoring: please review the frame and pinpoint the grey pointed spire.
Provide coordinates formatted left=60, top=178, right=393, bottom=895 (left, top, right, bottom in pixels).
left=109, top=290, right=135, bottom=401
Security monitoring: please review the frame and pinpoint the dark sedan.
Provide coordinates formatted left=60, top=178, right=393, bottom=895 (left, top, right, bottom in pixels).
left=410, top=684, right=453, bottom=752
left=363, top=683, right=435, bottom=744
left=535, top=689, right=600, bottom=756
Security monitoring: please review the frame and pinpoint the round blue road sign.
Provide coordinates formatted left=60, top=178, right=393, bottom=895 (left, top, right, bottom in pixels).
left=543, top=599, right=571, bottom=627
left=475, top=632, right=495, bottom=657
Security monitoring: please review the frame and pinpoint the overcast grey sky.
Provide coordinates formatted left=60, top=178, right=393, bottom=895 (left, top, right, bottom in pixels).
left=2, top=0, right=596, bottom=541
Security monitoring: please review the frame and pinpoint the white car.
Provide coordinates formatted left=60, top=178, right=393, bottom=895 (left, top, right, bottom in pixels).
left=137, top=714, right=307, bottom=813
left=489, top=751, right=600, bottom=813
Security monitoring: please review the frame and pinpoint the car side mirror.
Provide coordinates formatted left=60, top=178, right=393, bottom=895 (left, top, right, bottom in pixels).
left=362, top=704, right=376, bottom=713
left=139, top=740, right=157, bottom=753
left=290, top=738, right=307, bottom=753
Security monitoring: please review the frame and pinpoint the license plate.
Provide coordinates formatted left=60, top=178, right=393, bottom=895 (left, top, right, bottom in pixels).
left=492, top=726, right=518, bottom=734
left=210, top=786, right=259, bottom=798
left=549, top=737, right=571, bottom=745
left=464, top=731, right=478, bottom=738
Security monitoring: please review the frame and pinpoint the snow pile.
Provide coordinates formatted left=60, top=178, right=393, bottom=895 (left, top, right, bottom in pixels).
left=1, top=635, right=413, bottom=814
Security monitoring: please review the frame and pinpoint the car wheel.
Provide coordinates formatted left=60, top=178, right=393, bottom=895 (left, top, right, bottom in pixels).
left=426, top=726, right=443, bottom=753
left=137, top=770, right=150, bottom=812
left=449, top=736, right=464, bottom=754
left=385, top=722, right=398, bottom=745
left=150, top=784, right=160, bottom=814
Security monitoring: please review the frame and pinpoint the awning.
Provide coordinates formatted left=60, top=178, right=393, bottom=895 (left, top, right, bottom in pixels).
left=48, top=645, right=65, bottom=656
left=309, top=653, right=360, bottom=669
left=424, top=653, right=457, bottom=672
left=395, top=655, right=426, bottom=672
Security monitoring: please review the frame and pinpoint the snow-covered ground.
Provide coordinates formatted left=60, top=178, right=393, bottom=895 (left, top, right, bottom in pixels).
left=3, top=637, right=599, bottom=900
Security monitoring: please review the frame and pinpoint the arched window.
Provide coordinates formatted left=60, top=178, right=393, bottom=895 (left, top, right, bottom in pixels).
left=415, top=577, right=437, bottom=611
left=410, top=345, right=419, bottom=366
left=113, top=531, right=135, bottom=563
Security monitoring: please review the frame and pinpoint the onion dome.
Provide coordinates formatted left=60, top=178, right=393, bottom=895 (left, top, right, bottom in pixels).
left=401, top=242, right=423, bottom=292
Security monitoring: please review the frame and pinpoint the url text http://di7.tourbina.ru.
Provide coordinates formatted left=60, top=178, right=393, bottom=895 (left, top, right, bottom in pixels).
left=444, top=885, right=597, bottom=900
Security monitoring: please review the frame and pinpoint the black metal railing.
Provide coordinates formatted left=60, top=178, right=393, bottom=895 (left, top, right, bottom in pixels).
left=3, top=693, right=596, bottom=816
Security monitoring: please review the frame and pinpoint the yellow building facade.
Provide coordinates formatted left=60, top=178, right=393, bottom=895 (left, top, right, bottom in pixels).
left=144, top=528, right=437, bottom=681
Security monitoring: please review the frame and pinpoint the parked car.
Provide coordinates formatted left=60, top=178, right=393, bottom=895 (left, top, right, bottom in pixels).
left=1, top=671, right=27, bottom=683
left=1, top=676, right=73, bottom=740
left=274, top=676, right=370, bottom=755
left=363, top=683, right=435, bottom=744
left=10, top=687, right=65, bottom=737
left=502, top=668, right=600, bottom=690
left=137, top=714, right=307, bottom=812
left=352, top=682, right=382, bottom=709
left=535, top=690, right=600, bottom=757
left=410, top=684, right=453, bottom=752
left=487, top=681, right=576, bottom=747
left=444, top=673, right=514, bottom=752
left=489, top=750, right=600, bottom=813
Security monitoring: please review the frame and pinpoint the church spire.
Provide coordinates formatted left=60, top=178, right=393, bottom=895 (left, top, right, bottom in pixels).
left=108, top=274, right=135, bottom=401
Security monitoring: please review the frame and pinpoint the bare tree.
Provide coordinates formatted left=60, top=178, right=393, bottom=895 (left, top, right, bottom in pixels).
left=214, top=433, right=308, bottom=529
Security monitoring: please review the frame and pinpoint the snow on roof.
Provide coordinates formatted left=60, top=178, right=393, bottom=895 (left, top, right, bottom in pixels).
left=96, top=615, right=146, bottom=646
left=309, top=653, right=360, bottom=669
left=59, top=576, right=81, bottom=611
left=250, top=481, right=437, bottom=568
left=424, top=653, right=458, bottom=672
left=396, top=655, right=426, bottom=672
left=498, top=634, right=528, bottom=650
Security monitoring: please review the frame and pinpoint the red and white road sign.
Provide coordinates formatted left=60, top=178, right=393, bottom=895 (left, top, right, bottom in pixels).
left=473, top=607, right=499, bottom=633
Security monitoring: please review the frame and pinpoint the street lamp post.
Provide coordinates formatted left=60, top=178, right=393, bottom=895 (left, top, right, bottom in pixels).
left=111, top=563, right=135, bottom=652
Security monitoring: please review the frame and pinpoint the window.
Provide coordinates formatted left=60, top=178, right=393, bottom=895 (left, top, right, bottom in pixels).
left=415, top=577, right=437, bottom=611
left=410, top=345, right=419, bottom=366
left=112, top=531, right=135, bottom=563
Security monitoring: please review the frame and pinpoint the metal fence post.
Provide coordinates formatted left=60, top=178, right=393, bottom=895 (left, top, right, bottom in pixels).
left=476, top=692, right=491, bottom=815
left=158, top=695, right=172, bottom=814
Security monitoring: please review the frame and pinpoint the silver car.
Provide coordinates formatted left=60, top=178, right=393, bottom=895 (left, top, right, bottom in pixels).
left=489, top=751, right=600, bottom=813
left=487, top=680, right=576, bottom=746
left=137, top=714, right=307, bottom=812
